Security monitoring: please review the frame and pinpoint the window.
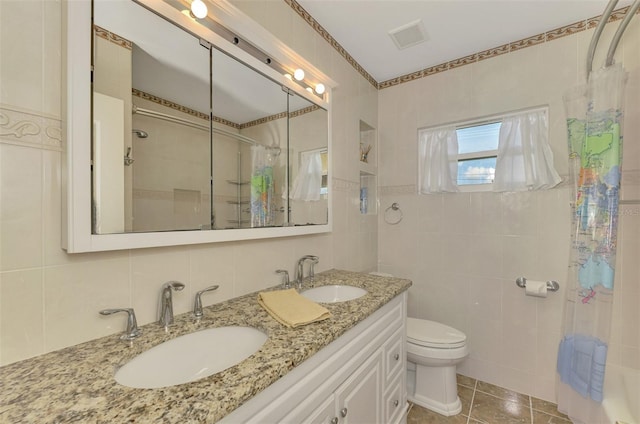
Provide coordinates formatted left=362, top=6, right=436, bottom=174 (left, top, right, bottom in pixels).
left=320, top=151, right=328, bottom=196
left=418, top=107, right=559, bottom=194
left=456, top=122, right=500, bottom=187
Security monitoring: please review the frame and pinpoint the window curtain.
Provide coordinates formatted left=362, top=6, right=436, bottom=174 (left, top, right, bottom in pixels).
left=289, top=151, right=322, bottom=201
left=418, top=126, right=459, bottom=193
left=493, top=109, right=561, bottom=192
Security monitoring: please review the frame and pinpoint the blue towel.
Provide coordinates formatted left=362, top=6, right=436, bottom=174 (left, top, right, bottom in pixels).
left=557, top=334, right=608, bottom=402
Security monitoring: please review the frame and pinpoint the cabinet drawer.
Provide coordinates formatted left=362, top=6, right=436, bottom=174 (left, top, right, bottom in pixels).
left=383, top=371, right=405, bottom=424
left=384, top=327, right=404, bottom=384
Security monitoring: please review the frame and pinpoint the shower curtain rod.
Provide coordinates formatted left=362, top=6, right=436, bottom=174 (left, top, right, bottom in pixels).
left=132, top=105, right=261, bottom=147
left=587, top=0, right=640, bottom=77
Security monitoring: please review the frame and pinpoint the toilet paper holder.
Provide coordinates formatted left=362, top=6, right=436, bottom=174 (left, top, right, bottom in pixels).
left=516, top=277, right=559, bottom=292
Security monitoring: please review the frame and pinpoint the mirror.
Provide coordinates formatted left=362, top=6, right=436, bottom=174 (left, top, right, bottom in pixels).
left=288, top=92, right=329, bottom=225
left=91, top=0, right=328, bottom=236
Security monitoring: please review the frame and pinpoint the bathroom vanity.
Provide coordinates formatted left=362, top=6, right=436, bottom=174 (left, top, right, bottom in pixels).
left=0, top=270, right=410, bottom=423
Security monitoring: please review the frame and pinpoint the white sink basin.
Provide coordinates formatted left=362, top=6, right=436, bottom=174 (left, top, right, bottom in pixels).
left=115, top=326, right=267, bottom=389
left=301, top=285, right=367, bottom=303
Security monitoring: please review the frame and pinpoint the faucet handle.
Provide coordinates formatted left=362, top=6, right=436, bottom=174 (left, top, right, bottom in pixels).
left=164, top=281, right=185, bottom=291
left=99, top=308, right=141, bottom=341
left=193, top=285, right=219, bottom=319
left=276, top=269, right=290, bottom=289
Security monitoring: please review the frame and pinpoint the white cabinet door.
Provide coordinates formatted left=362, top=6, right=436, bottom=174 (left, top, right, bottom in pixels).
left=303, top=395, right=337, bottom=424
left=335, top=350, right=383, bottom=424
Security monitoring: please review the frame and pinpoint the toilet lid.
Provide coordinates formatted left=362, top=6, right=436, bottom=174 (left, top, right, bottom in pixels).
left=407, top=318, right=466, bottom=348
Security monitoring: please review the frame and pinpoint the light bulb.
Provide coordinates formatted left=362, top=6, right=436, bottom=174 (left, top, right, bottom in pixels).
left=315, top=83, right=325, bottom=95
left=190, top=0, right=208, bottom=19
left=284, top=73, right=292, bottom=80
left=293, top=68, right=305, bottom=81
left=306, top=87, right=313, bottom=93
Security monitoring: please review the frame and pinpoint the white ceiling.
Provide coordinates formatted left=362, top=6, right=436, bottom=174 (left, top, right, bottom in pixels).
left=296, top=0, right=632, bottom=83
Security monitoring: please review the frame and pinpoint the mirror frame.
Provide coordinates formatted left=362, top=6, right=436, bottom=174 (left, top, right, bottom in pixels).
left=62, top=0, right=335, bottom=253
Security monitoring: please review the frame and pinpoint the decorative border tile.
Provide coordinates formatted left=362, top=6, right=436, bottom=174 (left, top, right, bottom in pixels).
left=449, top=54, right=478, bottom=69
left=289, top=104, right=320, bottom=119
left=239, top=112, right=287, bottom=129
left=0, top=106, right=62, bottom=151
left=286, top=1, right=637, bottom=90
left=94, top=25, right=132, bottom=50
left=132, top=88, right=214, bottom=123
left=510, top=33, right=546, bottom=52
left=133, top=89, right=319, bottom=131
left=546, top=21, right=586, bottom=42
left=477, top=44, right=510, bottom=62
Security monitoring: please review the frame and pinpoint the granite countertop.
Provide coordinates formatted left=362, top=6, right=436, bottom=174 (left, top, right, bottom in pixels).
left=0, top=269, right=411, bottom=423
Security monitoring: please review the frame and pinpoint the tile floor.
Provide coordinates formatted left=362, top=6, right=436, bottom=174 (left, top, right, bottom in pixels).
left=407, top=375, right=572, bottom=424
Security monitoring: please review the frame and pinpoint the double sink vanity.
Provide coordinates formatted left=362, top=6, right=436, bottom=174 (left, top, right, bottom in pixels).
left=0, top=270, right=411, bottom=423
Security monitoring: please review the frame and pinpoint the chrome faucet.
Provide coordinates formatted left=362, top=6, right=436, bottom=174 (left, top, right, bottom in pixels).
left=159, top=281, right=185, bottom=328
left=295, top=255, right=319, bottom=289
left=99, top=308, right=141, bottom=341
left=308, top=256, right=319, bottom=280
left=276, top=269, right=290, bottom=289
left=193, top=285, right=219, bottom=319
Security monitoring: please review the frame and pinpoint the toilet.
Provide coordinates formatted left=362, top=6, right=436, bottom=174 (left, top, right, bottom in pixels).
left=406, top=317, right=469, bottom=416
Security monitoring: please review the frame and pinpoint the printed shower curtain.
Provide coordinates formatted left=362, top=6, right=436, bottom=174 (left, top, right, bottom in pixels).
left=557, top=64, right=627, bottom=423
left=250, top=145, right=279, bottom=227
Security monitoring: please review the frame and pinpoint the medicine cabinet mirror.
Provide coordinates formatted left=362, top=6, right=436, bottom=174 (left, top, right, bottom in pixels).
left=63, top=0, right=333, bottom=252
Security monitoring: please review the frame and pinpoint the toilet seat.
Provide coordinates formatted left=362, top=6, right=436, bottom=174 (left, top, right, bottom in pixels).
left=407, top=318, right=466, bottom=349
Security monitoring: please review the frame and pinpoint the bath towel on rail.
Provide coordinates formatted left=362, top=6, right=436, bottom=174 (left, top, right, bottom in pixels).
left=557, top=334, right=608, bottom=402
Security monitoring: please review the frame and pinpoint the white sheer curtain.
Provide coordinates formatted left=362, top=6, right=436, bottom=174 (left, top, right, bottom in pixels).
left=290, top=151, right=322, bottom=201
left=418, top=126, right=459, bottom=193
left=493, top=109, right=561, bottom=192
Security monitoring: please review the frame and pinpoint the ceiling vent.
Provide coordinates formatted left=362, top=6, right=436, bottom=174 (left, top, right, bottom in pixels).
left=388, top=19, right=427, bottom=50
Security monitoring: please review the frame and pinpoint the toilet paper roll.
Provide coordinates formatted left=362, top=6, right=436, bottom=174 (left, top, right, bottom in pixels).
left=525, top=280, right=548, bottom=298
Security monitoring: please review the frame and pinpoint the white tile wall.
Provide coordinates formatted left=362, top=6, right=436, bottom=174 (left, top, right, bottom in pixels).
left=0, top=0, right=377, bottom=365
left=378, top=19, right=640, bottom=402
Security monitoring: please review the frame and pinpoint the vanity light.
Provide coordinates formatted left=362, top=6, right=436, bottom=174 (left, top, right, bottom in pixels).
left=190, top=0, right=208, bottom=19
left=306, top=87, right=313, bottom=93
left=284, top=73, right=293, bottom=80
left=293, top=68, right=305, bottom=81
left=315, top=83, right=325, bottom=95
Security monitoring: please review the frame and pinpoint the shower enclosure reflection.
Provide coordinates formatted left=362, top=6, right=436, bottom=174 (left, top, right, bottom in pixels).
left=92, top=0, right=328, bottom=234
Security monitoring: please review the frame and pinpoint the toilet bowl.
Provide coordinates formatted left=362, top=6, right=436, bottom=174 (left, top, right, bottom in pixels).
left=406, top=317, right=468, bottom=416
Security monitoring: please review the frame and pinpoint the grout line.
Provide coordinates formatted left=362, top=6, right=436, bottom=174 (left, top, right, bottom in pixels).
left=466, top=379, right=478, bottom=424
left=529, top=396, right=534, bottom=423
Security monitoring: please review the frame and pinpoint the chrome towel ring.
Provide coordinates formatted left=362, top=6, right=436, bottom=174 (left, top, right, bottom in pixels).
left=384, top=203, right=403, bottom=225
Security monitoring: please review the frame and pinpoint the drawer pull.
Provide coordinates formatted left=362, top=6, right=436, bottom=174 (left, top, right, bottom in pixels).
left=340, top=407, right=348, bottom=417
left=330, top=418, right=338, bottom=424
left=394, top=353, right=399, bottom=361
left=393, top=399, right=399, bottom=407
